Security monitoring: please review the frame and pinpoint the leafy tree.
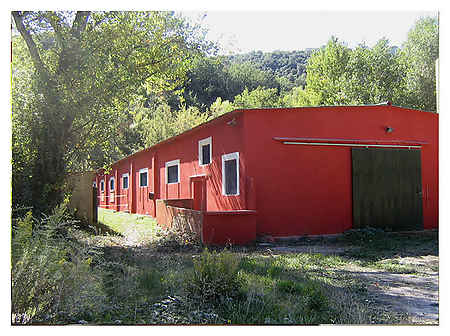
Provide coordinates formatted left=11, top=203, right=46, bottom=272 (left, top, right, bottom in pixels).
left=341, top=39, right=405, bottom=105
left=400, top=17, right=439, bottom=111
left=181, top=57, right=278, bottom=111
left=209, top=97, right=235, bottom=118
left=282, top=86, right=321, bottom=107
left=11, top=11, right=210, bottom=211
left=132, top=103, right=209, bottom=147
left=305, top=37, right=351, bottom=105
left=233, top=87, right=282, bottom=109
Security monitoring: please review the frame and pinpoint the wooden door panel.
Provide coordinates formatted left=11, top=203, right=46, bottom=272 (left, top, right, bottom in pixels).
left=352, top=148, right=423, bottom=231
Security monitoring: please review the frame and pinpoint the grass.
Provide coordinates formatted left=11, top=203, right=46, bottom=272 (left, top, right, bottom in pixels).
left=97, top=207, right=160, bottom=244
left=13, top=208, right=437, bottom=325
left=341, top=228, right=438, bottom=273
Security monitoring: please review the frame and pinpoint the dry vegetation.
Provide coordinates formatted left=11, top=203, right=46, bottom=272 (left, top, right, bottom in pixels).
left=11, top=207, right=438, bottom=325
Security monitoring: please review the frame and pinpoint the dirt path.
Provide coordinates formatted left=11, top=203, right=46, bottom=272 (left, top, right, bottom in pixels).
left=269, top=244, right=439, bottom=324
left=342, top=262, right=438, bottom=324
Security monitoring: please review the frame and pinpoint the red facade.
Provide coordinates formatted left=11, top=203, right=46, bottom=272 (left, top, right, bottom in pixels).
left=96, top=104, right=439, bottom=243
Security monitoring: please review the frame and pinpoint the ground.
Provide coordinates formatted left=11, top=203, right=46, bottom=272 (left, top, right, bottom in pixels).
left=87, top=208, right=439, bottom=325
left=267, top=236, right=438, bottom=324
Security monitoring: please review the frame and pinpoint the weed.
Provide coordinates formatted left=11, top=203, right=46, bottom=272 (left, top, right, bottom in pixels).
left=185, top=248, right=243, bottom=305
left=11, top=204, right=106, bottom=324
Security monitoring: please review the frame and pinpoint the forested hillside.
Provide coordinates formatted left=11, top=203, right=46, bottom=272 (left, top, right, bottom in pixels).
left=225, top=49, right=316, bottom=89
left=11, top=12, right=438, bottom=212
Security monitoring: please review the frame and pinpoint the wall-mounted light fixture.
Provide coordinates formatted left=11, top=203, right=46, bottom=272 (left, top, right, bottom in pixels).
left=227, top=117, right=237, bottom=126
left=385, top=126, right=394, bottom=133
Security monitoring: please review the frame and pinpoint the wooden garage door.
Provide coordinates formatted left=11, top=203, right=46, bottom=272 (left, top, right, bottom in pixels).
left=352, top=148, right=423, bottom=231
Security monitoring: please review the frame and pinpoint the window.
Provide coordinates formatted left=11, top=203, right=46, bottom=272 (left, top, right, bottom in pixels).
left=165, top=159, right=180, bottom=184
left=198, top=137, right=212, bottom=166
left=109, top=177, right=115, bottom=191
left=139, top=168, right=148, bottom=187
left=93, top=181, right=97, bottom=188
left=100, top=180, right=104, bottom=192
left=222, top=152, right=239, bottom=196
left=122, top=173, right=129, bottom=189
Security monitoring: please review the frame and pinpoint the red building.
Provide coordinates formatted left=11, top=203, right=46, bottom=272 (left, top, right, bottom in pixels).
left=95, top=103, right=438, bottom=244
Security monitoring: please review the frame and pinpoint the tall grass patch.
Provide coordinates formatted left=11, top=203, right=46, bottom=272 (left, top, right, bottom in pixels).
left=11, top=205, right=106, bottom=324
left=185, top=249, right=243, bottom=305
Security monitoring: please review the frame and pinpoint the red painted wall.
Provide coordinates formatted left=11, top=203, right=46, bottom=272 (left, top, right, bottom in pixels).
left=97, top=111, right=250, bottom=216
left=203, top=211, right=257, bottom=245
left=242, top=105, right=438, bottom=236
left=96, top=105, right=438, bottom=239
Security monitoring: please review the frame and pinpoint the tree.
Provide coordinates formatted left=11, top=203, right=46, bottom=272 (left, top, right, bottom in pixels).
left=11, top=11, right=210, bottom=211
left=132, top=103, right=209, bottom=148
left=233, top=87, right=282, bottom=109
left=400, top=17, right=439, bottom=111
left=305, top=37, right=351, bottom=105
left=341, top=39, right=405, bottom=105
left=282, top=86, right=321, bottom=107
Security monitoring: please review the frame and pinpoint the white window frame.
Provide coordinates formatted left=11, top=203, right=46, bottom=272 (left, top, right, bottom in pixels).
left=222, top=152, right=239, bottom=196
left=139, top=168, right=148, bottom=188
left=109, top=176, right=115, bottom=191
left=100, top=179, right=104, bottom=193
left=122, top=173, right=129, bottom=189
left=165, top=159, right=180, bottom=184
left=198, top=136, right=212, bottom=166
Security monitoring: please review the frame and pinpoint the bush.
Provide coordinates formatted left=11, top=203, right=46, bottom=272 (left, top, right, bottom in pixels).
left=185, top=249, right=243, bottom=305
left=11, top=204, right=106, bottom=324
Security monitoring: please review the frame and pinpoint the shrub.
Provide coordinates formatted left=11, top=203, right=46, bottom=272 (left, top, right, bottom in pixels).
left=185, top=249, right=243, bottom=305
left=11, top=204, right=106, bottom=324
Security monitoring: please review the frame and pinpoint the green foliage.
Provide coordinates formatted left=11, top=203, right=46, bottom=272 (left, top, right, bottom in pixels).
left=181, top=57, right=279, bottom=111
left=132, top=102, right=210, bottom=148
left=233, top=86, right=283, bottom=109
left=11, top=204, right=106, bottom=324
left=400, top=17, right=439, bottom=111
left=185, top=249, right=243, bottom=305
left=282, top=86, right=322, bottom=107
left=306, top=37, right=352, bottom=105
left=226, top=49, right=314, bottom=91
left=209, top=97, right=235, bottom=118
left=11, top=11, right=212, bottom=212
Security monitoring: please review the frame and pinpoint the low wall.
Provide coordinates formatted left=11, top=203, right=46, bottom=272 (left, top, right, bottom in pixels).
left=156, top=199, right=257, bottom=245
left=202, top=210, right=257, bottom=245
left=156, top=199, right=201, bottom=237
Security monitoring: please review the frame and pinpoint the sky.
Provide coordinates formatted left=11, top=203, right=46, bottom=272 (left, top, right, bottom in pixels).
left=181, top=11, right=438, bottom=55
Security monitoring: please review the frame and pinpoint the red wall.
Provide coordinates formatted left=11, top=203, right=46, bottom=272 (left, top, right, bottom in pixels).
left=243, top=105, right=438, bottom=236
left=96, top=105, right=438, bottom=239
left=202, top=211, right=257, bottom=245
left=97, top=112, right=251, bottom=216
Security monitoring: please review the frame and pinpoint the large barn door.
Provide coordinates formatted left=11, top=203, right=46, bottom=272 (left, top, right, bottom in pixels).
left=352, top=148, right=423, bottom=231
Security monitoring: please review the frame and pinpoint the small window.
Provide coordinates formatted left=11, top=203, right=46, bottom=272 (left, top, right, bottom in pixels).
left=109, top=177, right=115, bottom=191
left=222, top=152, right=239, bottom=196
left=165, top=159, right=180, bottom=184
left=122, top=173, right=129, bottom=189
left=139, top=168, right=148, bottom=187
left=93, top=181, right=97, bottom=188
left=100, top=180, right=104, bottom=192
left=199, top=137, right=212, bottom=166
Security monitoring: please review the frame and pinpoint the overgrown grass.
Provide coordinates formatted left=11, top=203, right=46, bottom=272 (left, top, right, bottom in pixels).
left=341, top=228, right=438, bottom=273
left=14, top=210, right=434, bottom=325
left=97, top=207, right=159, bottom=244
left=11, top=204, right=107, bottom=324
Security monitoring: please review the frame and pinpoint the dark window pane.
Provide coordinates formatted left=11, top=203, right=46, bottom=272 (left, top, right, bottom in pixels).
left=123, top=176, right=129, bottom=189
left=100, top=181, right=104, bottom=192
left=167, top=165, right=178, bottom=183
left=110, top=179, right=114, bottom=190
left=225, top=159, right=237, bottom=195
left=140, top=172, right=147, bottom=187
left=202, top=144, right=211, bottom=164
